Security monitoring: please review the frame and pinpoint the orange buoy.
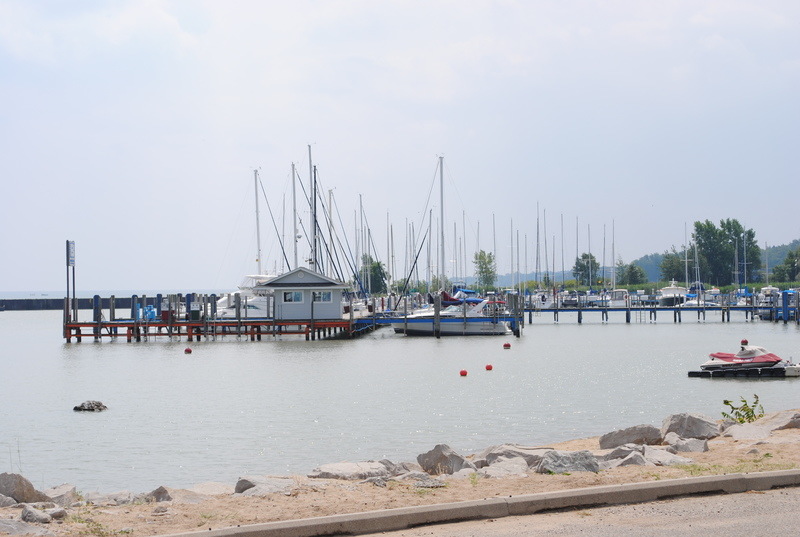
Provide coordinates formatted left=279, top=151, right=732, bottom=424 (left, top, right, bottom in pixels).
left=184, top=347, right=192, bottom=354
left=459, top=369, right=468, bottom=376
left=485, top=364, right=493, bottom=371
left=503, top=343, right=511, bottom=349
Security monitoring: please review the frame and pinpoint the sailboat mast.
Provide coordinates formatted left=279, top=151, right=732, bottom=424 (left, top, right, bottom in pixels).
left=254, top=169, right=263, bottom=276
left=439, top=156, right=445, bottom=287
left=308, top=145, right=317, bottom=271
left=291, top=163, right=298, bottom=270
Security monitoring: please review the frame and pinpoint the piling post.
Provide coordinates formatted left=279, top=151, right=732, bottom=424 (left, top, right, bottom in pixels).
left=93, top=295, right=101, bottom=340
left=235, top=293, right=242, bottom=337
left=63, top=297, right=71, bottom=341
left=433, top=294, right=441, bottom=338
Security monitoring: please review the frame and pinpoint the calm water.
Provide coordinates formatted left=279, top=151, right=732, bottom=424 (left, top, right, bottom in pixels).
left=1, top=309, right=798, bottom=494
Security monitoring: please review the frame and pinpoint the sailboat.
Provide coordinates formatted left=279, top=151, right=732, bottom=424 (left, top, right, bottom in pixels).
left=216, top=170, right=276, bottom=318
left=392, top=156, right=510, bottom=336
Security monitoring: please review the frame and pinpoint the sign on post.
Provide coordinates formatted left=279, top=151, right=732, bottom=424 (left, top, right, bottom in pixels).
left=67, top=240, right=75, bottom=267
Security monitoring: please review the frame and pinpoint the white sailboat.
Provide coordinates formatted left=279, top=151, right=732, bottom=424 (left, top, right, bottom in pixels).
left=393, top=156, right=510, bottom=336
left=216, top=170, right=275, bottom=318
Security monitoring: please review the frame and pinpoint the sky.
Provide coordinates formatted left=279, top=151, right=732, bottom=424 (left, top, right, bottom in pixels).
left=1, top=1, right=798, bottom=294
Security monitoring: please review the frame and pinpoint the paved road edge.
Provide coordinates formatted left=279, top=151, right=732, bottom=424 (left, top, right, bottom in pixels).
left=164, top=469, right=800, bottom=537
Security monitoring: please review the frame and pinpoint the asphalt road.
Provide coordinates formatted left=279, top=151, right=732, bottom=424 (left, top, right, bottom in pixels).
left=383, top=487, right=800, bottom=537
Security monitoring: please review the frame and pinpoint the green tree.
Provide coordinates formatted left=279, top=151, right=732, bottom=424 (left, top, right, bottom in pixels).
left=772, top=248, right=800, bottom=282
left=473, top=250, right=497, bottom=290
left=693, top=219, right=761, bottom=285
left=572, top=253, right=599, bottom=286
left=659, top=246, right=687, bottom=282
left=356, top=255, right=388, bottom=295
left=616, top=260, right=648, bottom=285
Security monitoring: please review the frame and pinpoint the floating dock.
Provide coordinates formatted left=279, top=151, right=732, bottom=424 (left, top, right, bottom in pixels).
left=688, top=366, right=800, bottom=378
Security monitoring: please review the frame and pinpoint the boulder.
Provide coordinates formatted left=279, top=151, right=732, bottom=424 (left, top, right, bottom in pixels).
left=0, top=519, right=54, bottom=536
left=535, top=450, right=599, bottom=474
left=0, top=493, right=16, bottom=507
left=416, top=445, right=477, bottom=475
left=42, top=484, right=79, bottom=508
left=308, top=461, right=391, bottom=480
left=723, top=410, right=800, bottom=441
left=0, top=473, right=51, bottom=504
left=661, top=413, right=720, bottom=440
left=145, top=486, right=208, bottom=504
left=600, top=451, right=653, bottom=470
left=44, top=507, right=67, bottom=520
left=73, top=400, right=107, bottom=412
left=599, top=424, right=661, bottom=449
left=478, top=456, right=530, bottom=478
left=642, top=446, right=693, bottom=466
left=663, top=432, right=708, bottom=453
left=472, top=444, right=552, bottom=469
left=234, top=476, right=296, bottom=496
left=83, top=491, right=134, bottom=506
left=21, top=505, right=52, bottom=524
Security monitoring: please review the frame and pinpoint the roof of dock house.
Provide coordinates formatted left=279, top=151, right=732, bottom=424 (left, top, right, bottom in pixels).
left=257, top=267, right=350, bottom=289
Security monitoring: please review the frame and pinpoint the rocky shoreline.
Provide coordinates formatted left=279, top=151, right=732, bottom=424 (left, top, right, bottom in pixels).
left=2, top=409, right=800, bottom=536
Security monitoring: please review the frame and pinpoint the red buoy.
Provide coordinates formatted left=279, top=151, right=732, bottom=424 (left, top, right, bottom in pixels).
left=485, top=364, right=493, bottom=371
left=184, top=347, right=192, bottom=354
left=503, top=343, right=511, bottom=349
left=459, top=369, right=468, bottom=376
left=740, top=339, right=748, bottom=346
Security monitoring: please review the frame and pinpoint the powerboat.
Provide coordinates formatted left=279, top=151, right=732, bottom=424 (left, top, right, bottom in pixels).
left=657, top=280, right=687, bottom=307
left=391, top=298, right=510, bottom=336
left=700, top=340, right=785, bottom=370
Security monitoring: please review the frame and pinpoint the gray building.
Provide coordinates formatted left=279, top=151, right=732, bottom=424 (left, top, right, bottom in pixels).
left=258, top=267, right=349, bottom=321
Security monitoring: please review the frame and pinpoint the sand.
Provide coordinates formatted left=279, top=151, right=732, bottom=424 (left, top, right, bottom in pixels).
left=3, top=426, right=800, bottom=537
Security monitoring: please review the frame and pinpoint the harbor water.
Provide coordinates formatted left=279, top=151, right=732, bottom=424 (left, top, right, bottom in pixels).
left=1, top=309, right=799, bottom=494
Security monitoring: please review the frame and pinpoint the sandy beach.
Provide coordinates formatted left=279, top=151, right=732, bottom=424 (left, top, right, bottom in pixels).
left=3, top=411, right=800, bottom=537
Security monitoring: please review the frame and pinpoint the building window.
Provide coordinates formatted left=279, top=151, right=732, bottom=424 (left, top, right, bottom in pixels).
left=312, top=291, right=332, bottom=302
left=283, top=291, right=303, bottom=303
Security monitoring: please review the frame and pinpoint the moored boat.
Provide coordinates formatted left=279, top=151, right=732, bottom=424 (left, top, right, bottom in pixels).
left=700, top=339, right=785, bottom=370
left=391, top=297, right=510, bottom=336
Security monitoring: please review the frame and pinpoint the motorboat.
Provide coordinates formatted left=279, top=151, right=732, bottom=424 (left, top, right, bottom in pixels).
left=700, top=340, right=785, bottom=370
left=215, top=274, right=275, bottom=318
left=391, top=297, right=510, bottom=336
left=657, top=280, right=687, bottom=307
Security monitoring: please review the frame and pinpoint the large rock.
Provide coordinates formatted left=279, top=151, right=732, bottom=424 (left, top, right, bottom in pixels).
left=478, top=457, right=530, bottom=478
left=661, top=413, right=720, bottom=440
left=145, top=486, right=209, bottom=504
left=535, top=450, right=599, bottom=474
left=472, top=444, right=552, bottom=469
left=234, top=476, right=296, bottom=496
left=0, top=519, right=53, bottom=536
left=73, top=400, right=107, bottom=412
left=663, top=432, right=709, bottom=453
left=723, top=410, right=800, bottom=441
left=308, top=461, right=392, bottom=480
left=0, top=474, right=51, bottom=504
left=0, top=493, right=16, bottom=507
left=21, top=505, right=52, bottom=524
left=599, top=424, right=662, bottom=449
left=642, top=446, right=693, bottom=466
left=600, top=451, right=653, bottom=470
left=42, top=484, right=79, bottom=508
left=417, top=445, right=477, bottom=475
left=83, top=491, right=134, bottom=506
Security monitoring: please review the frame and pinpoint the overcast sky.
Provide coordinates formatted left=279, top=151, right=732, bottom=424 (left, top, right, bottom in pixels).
left=1, top=1, right=798, bottom=294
